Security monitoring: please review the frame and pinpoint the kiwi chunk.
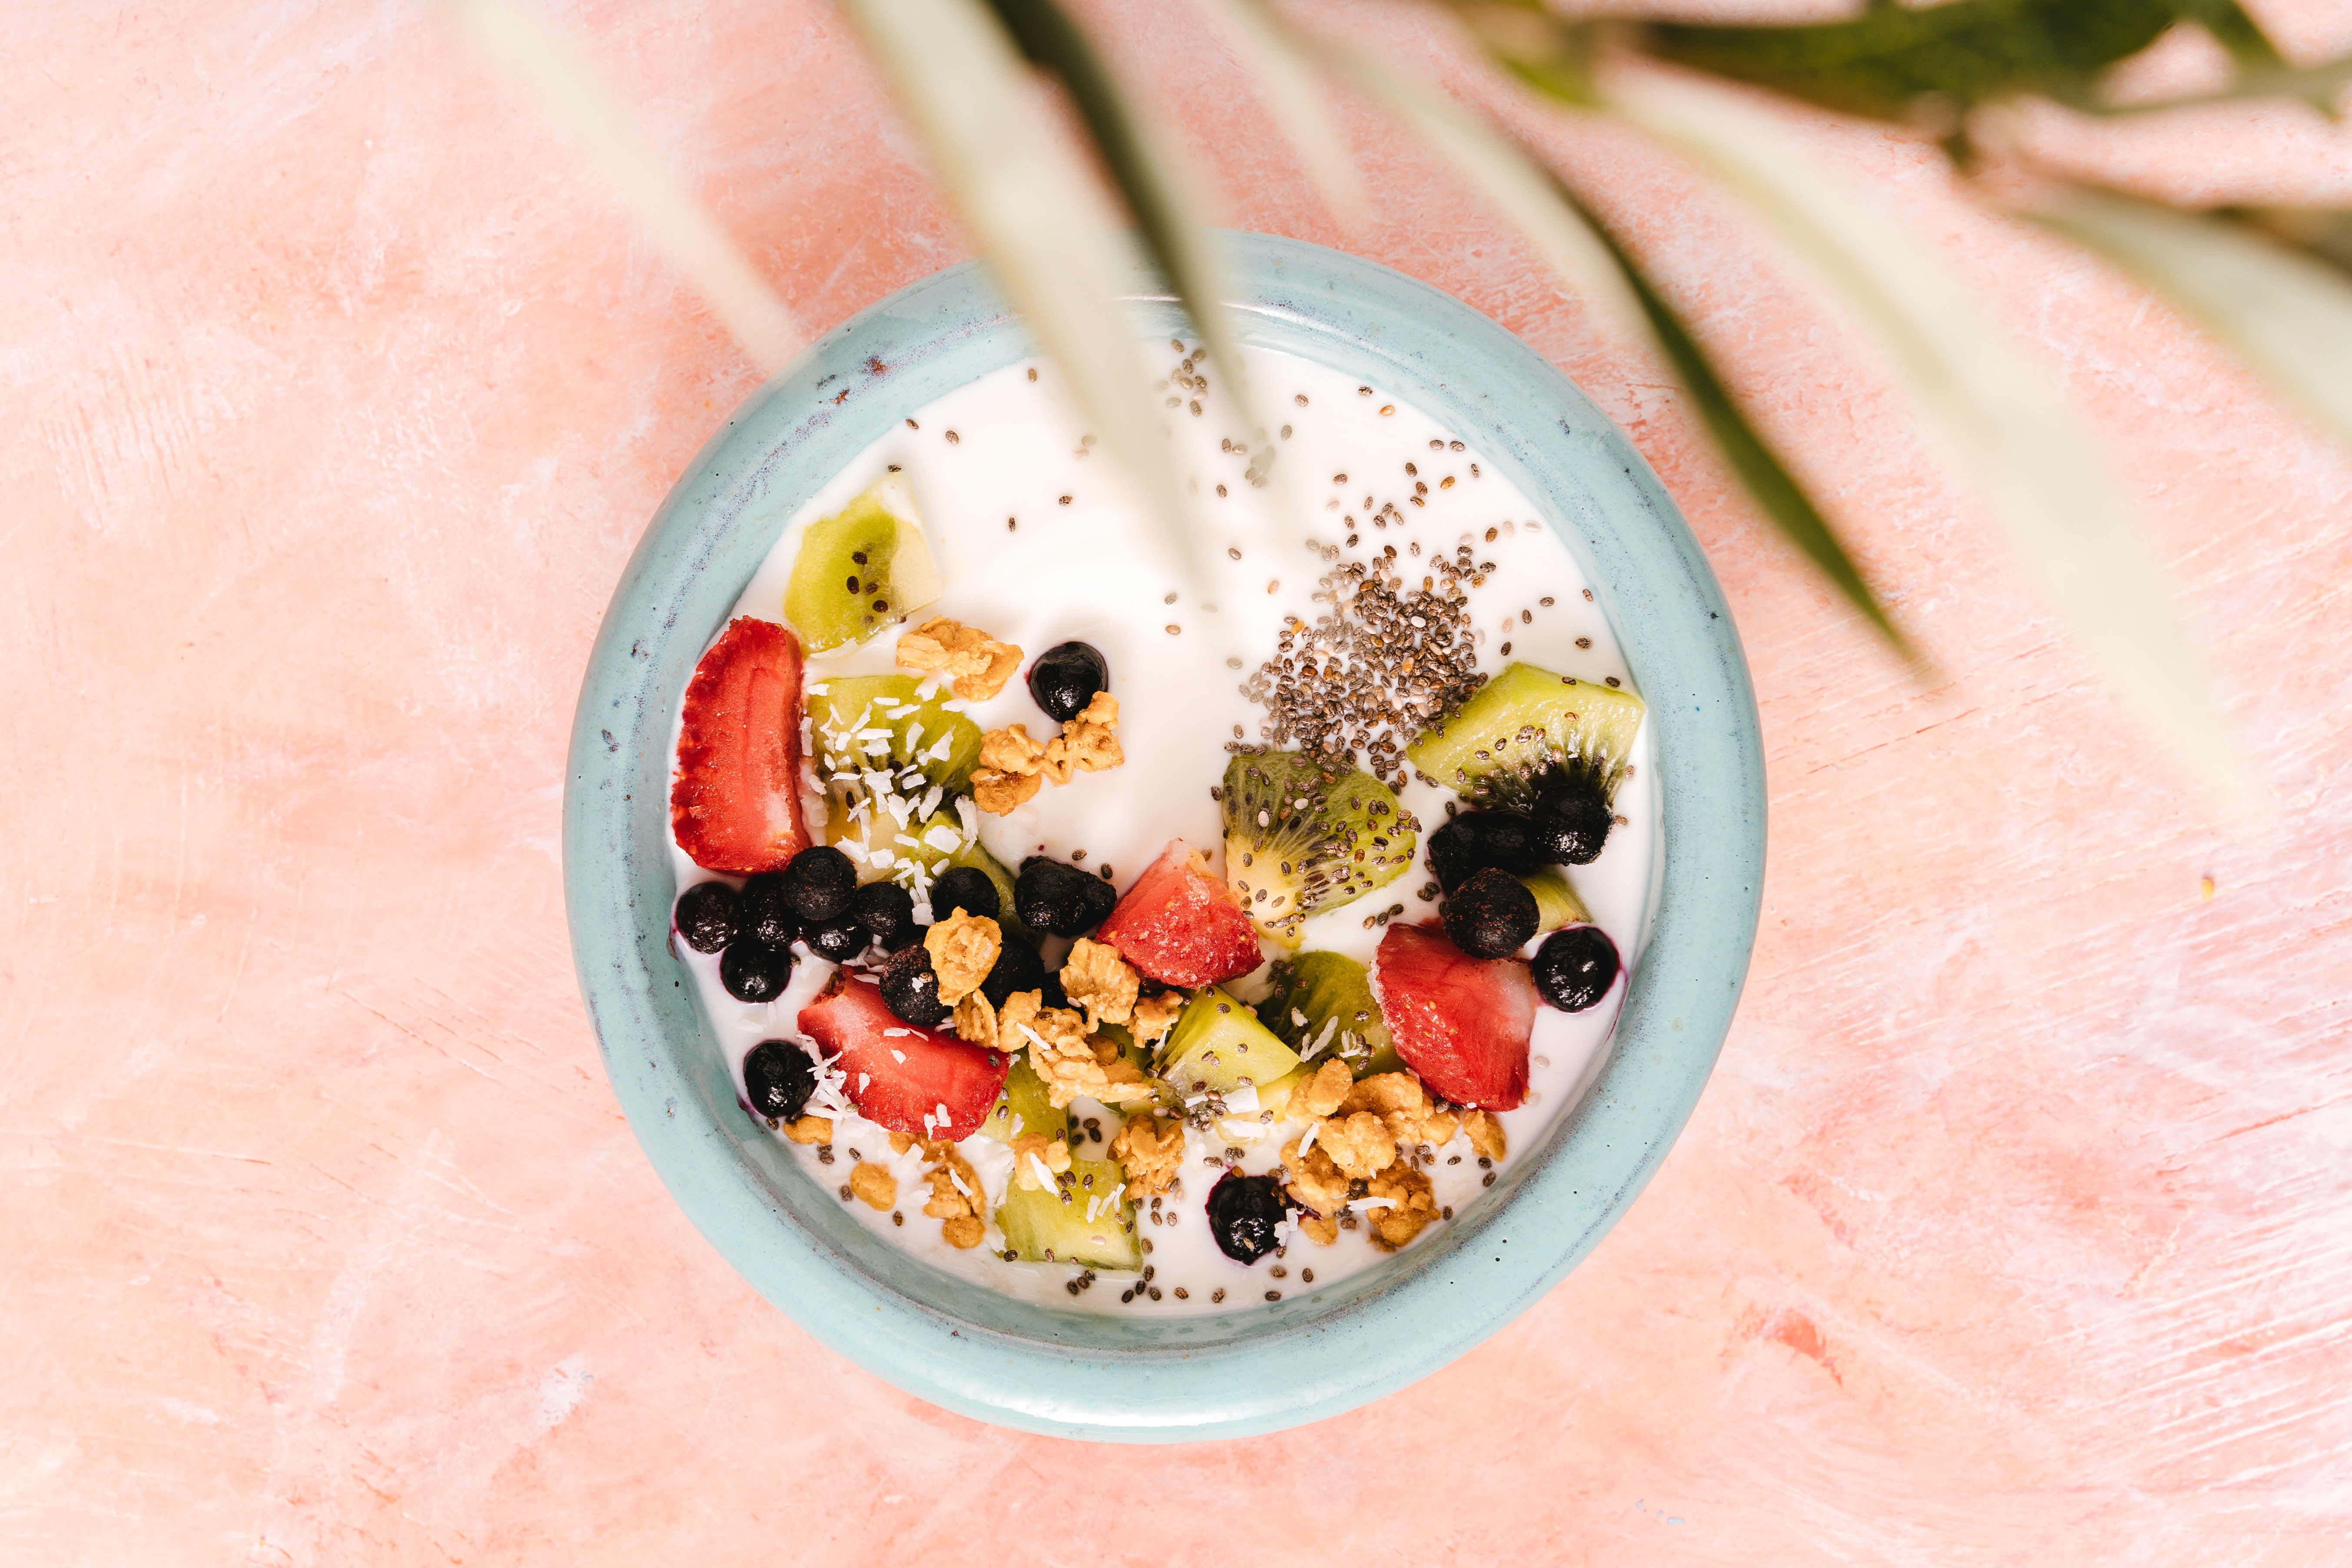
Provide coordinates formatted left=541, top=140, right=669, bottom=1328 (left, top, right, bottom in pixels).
left=1521, top=867, right=1591, bottom=934
left=1260, top=951, right=1403, bottom=1078
left=995, top=1155, right=1140, bottom=1270
left=1220, top=751, right=1420, bottom=947
left=783, top=473, right=943, bottom=652
left=1406, top=661, right=1645, bottom=809
left=807, top=674, right=982, bottom=791
left=977, top=1054, right=1065, bottom=1145
left=1155, top=987, right=1301, bottom=1095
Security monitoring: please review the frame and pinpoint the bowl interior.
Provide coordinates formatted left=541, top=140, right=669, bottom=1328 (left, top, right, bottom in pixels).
left=564, top=233, right=1764, bottom=1439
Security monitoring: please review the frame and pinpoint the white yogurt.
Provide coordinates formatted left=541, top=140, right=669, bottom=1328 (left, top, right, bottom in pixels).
left=666, top=343, right=1658, bottom=1314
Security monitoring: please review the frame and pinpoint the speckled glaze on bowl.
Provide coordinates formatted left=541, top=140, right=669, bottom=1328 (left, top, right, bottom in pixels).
left=563, top=233, right=1764, bottom=1442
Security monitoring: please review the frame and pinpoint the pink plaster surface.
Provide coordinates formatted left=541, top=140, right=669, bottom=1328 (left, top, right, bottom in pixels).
left=6, top=3, right=2351, bottom=1563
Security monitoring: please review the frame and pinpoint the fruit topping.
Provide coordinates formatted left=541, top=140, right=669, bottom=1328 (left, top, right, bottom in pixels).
left=781, top=844, right=857, bottom=922
left=1016, top=854, right=1119, bottom=937
left=674, top=881, right=738, bottom=954
left=996, top=1154, right=1139, bottom=1270
left=930, top=865, right=1001, bottom=922
left=1260, top=952, right=1402, bottom=1078
left=807, top=674, right=982, bottom=791
left=896, top=614, right=1021, bottom=700
left=671, top=617, right=813, bottom=873
left=1156, top=987, right=1302, bottom=1096
left=1425, top=809, right=1542, bottom=893
left=1027, top=640, right=1109, bottom=722
left=977, top=1052, right=1065, bottom=1145
left=1532, top=775, right=1612, bottom=865
left=1407, top=660, right=1645, bottom=812
left=877, top=945, right=951, bottom=1027
left=1093, top=840, right=1263, bottom=987
left=1442, top=867, right=1539, bottom=959
left=735, top=872, right=797, bottom=949
left=979, top=934, right=1052, bottom=1010
left=1532, top=925, right=1621, bottom=1012
left=850, top=880, right=917, bottom=949
left=805, top=914, right=869, bottom=963
left=797, top=970, right=1010, bottom=1139
left=1206, top=1171, right=1288, bottom=1264
left=1219, top=751, right=1417, bottom=946
left=720, top=940, right=795, bottom=1004
left=1519, top=867, right=1590, bottom=934
left=784, top=474, right=941, bottom=652
left=742, top=1038, right=817, bottom=1123
left=1372, top=923, right=1536, bottom=1110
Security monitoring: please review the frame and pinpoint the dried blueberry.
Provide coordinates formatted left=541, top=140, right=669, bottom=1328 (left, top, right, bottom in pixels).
left=719, top=940, right=794, bottom=1003
left=1206, top=1171, right=1287, bottom=1264
left=1531, top=777, right=1612, bottom=866
left=736, top=873, right=797, bottom=949
left=1027, top=641, right=1109, bottom=723
left=743, top=1038, right=816, bottom=1123
left=930, top=865, right=1001, bottom=923
left=806, top=914, right=868, bottom=963
left=850, top=880, right=917, bottom=950
left=675, top=880, right=737, bottom=954
left=1442, top=867, right=1538, bottom=959
left=781, top=845, right=857, bottom=922
left=979, top=934, right=1047, bottom=1011
left=878, top=946, right=950, bottom=1027
left=1016, top=855, right=1117, bottom=936
left=1426, top=810, right=1543, bottom=893
left=1532, top=924, right=1620, bottom=1012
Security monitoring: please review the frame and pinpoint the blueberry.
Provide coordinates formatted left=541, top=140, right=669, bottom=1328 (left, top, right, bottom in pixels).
left=1206, top=1171, right=1288, bottom=1264
left=1531, top=778, right=1612, bottom=866
left=979, top=935, right=1047, bottom=1011
left=781, top=845, right=857, bottom=922
left=1426, top=810, right=1542, bottom=893
left=1532, top=924, right=1620, bottom=1012
left=675, top=881, right=738, bottom=954
left=743, top=1038, right=817, bottom=1123
left=1442, top=867, right=1538, bottom=959
left=930, top=865, right=1001, bottom=923
left=879, top=946, right=950, bottom=1027
left=736, top=873, right=797, bottom=949
left=851, top=880, right=917, bottom=950
left=1016, top=855, right=1117, bottom=936
left=1026, top=641, right=1109, bottom=723
left=720, top=940, right=794, bottom=1003
left=806, top=914, right=868, bottom=963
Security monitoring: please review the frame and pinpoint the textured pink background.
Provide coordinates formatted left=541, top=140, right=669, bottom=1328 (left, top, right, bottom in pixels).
left=7, top=3, right=2351, bottom=1563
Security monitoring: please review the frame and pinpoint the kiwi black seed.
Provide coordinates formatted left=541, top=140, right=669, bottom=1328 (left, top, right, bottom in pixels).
left=1442, top=867, right=1538, bottom=959
left=1220, top=749, right=1419, bottom=944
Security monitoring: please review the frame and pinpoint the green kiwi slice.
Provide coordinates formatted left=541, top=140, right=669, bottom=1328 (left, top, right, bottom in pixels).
left=806, top=673, right=981, bottom=790
left=1154, top=987, right=1301, bottom=1096
left=782, top=474, right=942, bottom=652
left=994, top=1154, right=1139, bottom=1270
left=1406, top=661, right=1645, bottom=809
left=1260, top=951, right=1403, bottom=1078
left=1520, top=867, right=1591, bottom=933
left=1220, top=751, right=1419, bottom=947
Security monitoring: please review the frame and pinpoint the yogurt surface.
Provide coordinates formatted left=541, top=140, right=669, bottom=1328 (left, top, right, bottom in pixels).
left=666, top=341, right=1658, bottom=1315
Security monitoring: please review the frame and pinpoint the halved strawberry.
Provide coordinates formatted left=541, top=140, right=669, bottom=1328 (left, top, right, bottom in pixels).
left=798, top=971, right=1010, bottom=1140
left=1094, top=839, right=1264, bottom=989
left=672, top=617, right=812, bottom=873
left=1372, top=922, right=1536, bottom=1110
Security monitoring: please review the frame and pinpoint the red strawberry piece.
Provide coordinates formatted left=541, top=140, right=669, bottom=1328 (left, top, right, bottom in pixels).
left=798, top=971, right=1010, bottom=1140
left=1095, top=839, right=1264, bottom=989
left=1372, top=922, right=1536, bottom=1110
left=672, top=617, right=813, bottom=873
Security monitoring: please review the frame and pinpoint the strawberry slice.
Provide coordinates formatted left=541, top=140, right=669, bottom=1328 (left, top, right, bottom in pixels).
left=672, top=617, right=813, bottom=873
left=1372, top=923, right=1536, bottom=1110
left=798, top=971, right=1010, bottom=1140
left=1095, top=839, right=1264, bottom=989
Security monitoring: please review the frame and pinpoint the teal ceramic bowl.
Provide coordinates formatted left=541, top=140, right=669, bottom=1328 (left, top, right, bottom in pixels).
left=564, top=232, right=1763, bottom=1442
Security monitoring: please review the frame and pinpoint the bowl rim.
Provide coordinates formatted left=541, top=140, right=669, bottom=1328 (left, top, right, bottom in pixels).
left=563, top=231, right=1764, bottom=1442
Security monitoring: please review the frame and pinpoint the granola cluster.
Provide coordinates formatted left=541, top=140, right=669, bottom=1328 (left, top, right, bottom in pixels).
left=921, top=1139, right=988, bottom=1250
left=986, top=989, right=1157, bottom=1108
left=970, top=693, right=1124, bottom=816
left=1279, top=1068, right=1478, bottom=1254
left=1109, top=1113, right=1184, bottom=1196
left=924, top=910, right=1000, bottom=1003
left=896, top=615, right=1022, bottom=701
left=1058, top=938, right=1141, bottom=1032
